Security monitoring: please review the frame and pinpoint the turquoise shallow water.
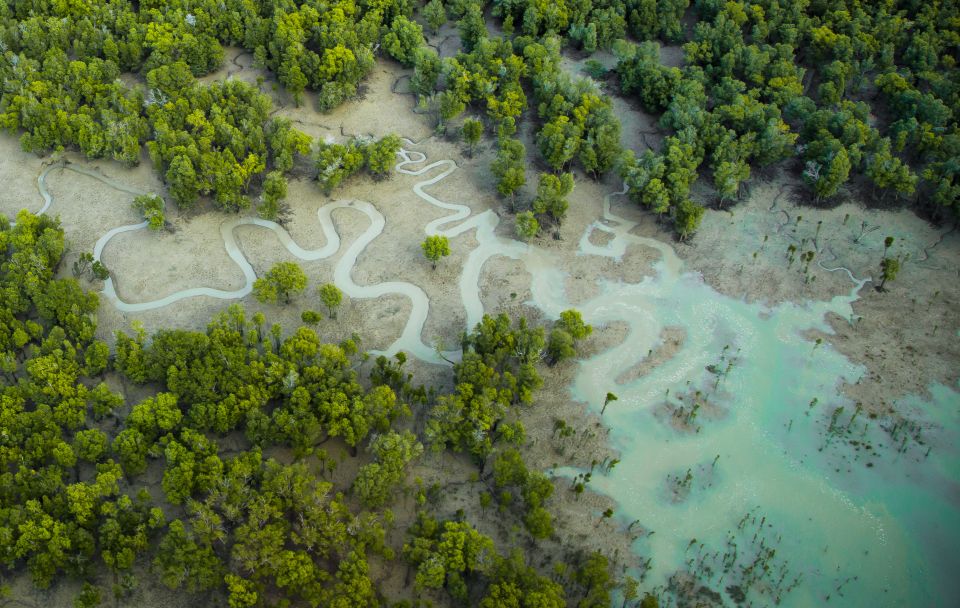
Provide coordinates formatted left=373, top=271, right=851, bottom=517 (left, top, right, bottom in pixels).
left=546, top=228, right=960, bottom=606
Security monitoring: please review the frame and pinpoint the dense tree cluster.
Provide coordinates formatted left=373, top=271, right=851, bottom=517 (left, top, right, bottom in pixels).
left=613, top=0, right=959, bottom=231
left=315, top=134, right=403, bottom=194
left=403, top=511, right=614, bottom=606
left=0, top=212, right=614, bottom=607
left=0, top=0, right=416, bottom=217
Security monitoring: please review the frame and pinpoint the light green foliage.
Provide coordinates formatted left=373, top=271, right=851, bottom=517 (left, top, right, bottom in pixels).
left=161, top=430, right=223, bottom=504
left=259, top=170, right=288, bottom=222
left=537, top=115, right=581, bottom=171
left=674, top=199, right=706, bottom=241
left=438, top=89, right=467, bottom=129
left=5, top=2, right=955, bottom=605
left=556, top=309, right=592, bottom=340
left=461, top=118, right=483, bottom=156
left=112, top=428, right=149, bottom=475
left=491, top=138, right=527, bottom=202
left=147, top=80, right=272, bottom=212
left=384, top=16, right=426, bottom=67
left=84, top=340, right=110, bottom=376
left=532, top=172, right=574, bottom=225
left=253, top=262, right=308, bottom=305
left=0, top=212, right=463, bottom=605
left=515, top=211, right=539, bottom=240
left=225, top=574, right=258, bottom=608
left=404, top=514, right=496, bottom=600
left=316, top=135, right=401, bottom=192
left=365, top=134, right=402, bottom=178
left=301, top=310, right=323, bottom=325
left=424, top=0, right=448, bottom=34
left=353, top=431, right=424, bottom=507
left=316, top=140, right=367, bottom=194
left=318, top=283, right=344, bottom=319
left=713, top=159, right=750, bottom=203
left=75, top=428, right=109, bottom=463
left=878, top=257, right=900, bottom=291
left=132, top=195, right=166, bottom=231
left=129, top=392, right=182, bottom=441
left=866, top=139, right=917, bottom=199
left=421, top=235, right=451, bottom=269
left=268, top=119, right=312, bottom=173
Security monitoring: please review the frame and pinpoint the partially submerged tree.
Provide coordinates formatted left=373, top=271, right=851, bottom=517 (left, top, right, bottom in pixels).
left=878, top=257, right=900, bottom=291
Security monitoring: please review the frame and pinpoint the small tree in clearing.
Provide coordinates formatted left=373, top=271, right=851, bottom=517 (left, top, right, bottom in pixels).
left=461, top=118, right=483, bottom=157
left=253, top=262, right=307, bottom=304
left=421, top=235, right=450, bottom=269
left=318, top=283, right=344, bottom=318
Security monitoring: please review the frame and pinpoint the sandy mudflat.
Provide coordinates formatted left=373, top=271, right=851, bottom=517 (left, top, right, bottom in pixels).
left=675, top=169, right=959, bottom=416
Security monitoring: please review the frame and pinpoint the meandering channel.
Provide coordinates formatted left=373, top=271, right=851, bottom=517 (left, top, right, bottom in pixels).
left=32, top=145, right=535, bottom=364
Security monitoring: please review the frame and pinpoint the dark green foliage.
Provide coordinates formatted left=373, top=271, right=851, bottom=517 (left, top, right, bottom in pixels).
left=259, top=171, right=288, bottom=222
left=425, top=314, right=546, bottom=460
left=611, top=0, right=959, bottom=230
left=365, top=134, right=403, bottom=178
left=492, top=448, right=555, bottom=538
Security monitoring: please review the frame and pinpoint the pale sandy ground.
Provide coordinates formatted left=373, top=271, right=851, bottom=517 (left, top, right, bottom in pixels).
left=2, top=42, right=957, bottom=606
left=672, top=168, right=959, bottom=417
